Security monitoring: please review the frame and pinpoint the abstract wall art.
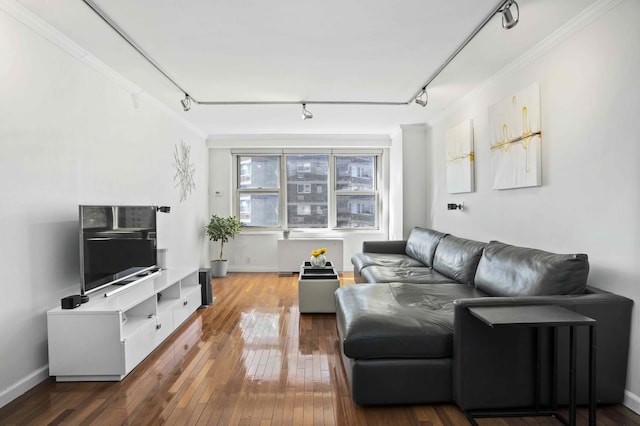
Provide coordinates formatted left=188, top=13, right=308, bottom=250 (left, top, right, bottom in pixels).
left=446, top=119, right=475, bottom=194
left=173, top=140, right=196, bottom=202
left=488, top=82, right=541, bottom=190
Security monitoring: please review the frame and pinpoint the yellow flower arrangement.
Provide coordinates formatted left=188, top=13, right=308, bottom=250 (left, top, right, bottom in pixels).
left=310, top=247, right=327, bottom=257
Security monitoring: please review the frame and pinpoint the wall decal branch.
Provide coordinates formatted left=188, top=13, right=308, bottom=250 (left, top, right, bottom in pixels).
left=173, top=140, right=196, bottom=202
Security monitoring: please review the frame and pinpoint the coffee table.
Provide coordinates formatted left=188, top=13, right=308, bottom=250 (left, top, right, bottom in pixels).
left=298, top=262, right=340, bottom=313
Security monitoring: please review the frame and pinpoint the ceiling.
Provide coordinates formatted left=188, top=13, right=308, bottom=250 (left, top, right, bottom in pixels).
left=17, top=0, right=598, bottom=136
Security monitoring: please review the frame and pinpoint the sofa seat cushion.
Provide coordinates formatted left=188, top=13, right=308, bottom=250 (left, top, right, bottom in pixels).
left=351, top=252, right=425, bottom=274
left=335, top=283, right=488, bottom=360
left=475, top=241, right=590, bottom=296
left=361, top=266, right=455, bottom=284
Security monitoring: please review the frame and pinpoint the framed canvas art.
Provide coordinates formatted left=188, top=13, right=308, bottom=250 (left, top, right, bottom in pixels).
left=488, top=83, right=541, bottom=190
left=446, top=119, right=474, bottom=194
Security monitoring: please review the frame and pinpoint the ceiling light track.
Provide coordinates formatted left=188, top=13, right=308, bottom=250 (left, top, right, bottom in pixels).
left=195, top=100, right=408, bottom=106
left=81, top=0, right=194, bottom=101
left=408, top=0, right=518, bottom=104
left=82, top=0, right=518, bottom=112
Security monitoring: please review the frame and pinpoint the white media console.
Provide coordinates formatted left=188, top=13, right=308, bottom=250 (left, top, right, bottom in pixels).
left=47, top=268, right=201, bottom=382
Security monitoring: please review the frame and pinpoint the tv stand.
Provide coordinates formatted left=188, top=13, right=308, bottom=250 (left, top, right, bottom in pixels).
left=47, top=268, right=202, bottom=381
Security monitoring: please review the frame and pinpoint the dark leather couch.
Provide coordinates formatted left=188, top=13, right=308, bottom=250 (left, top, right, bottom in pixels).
left=336, top=227, right=633, bottom=409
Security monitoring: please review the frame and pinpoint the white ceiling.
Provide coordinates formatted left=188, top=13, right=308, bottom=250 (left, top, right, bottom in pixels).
left=17, top=0, right=598, bottom=135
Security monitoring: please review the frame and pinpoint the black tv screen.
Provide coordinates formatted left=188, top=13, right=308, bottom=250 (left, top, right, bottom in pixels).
left=79, top=205, right=158, bottom=295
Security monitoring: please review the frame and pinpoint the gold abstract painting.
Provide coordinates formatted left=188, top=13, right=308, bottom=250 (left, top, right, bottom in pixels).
left=446, top=119, right=474, bottom=194
left=488, top=83, right=541, bottom=190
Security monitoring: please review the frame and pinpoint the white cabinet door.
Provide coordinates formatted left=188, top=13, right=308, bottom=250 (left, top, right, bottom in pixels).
left=123, top=319, right=158, bottom=374
left=48, top=312, right=124, bottom=377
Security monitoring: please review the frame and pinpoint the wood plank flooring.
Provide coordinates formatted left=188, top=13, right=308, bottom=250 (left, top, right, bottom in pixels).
left=1, top=273, right=639, bottom=425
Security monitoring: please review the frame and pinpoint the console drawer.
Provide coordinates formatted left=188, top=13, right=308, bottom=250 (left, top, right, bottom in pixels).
left=173, top=286, right=201, bottom=326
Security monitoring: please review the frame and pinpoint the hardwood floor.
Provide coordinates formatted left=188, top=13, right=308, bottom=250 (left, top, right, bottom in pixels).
left=1, top=273, right=638, bottom=425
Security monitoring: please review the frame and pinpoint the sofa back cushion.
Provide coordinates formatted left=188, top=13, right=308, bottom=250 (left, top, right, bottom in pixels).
left=405, top=227, right=447, bottom=267
left=432, top=235, right=486, bottom=285
left=475, top=241, right=589, bottom=296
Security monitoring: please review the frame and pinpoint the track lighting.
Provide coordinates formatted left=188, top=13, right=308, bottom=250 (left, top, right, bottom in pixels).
left=499, top=0, right=519, bottom=29
left=302, top=103, right=313, bottom=120
left=85, top=0, right=524, bottom=110
left=181, top=94, right=191, bottom=112
left=415, top=88, right=428, bottom=107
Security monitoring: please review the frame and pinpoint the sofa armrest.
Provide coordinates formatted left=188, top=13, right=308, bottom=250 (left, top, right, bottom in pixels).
left=452, top=289, right=633, bottom=410
left=362, top=240, right=407, bottom=254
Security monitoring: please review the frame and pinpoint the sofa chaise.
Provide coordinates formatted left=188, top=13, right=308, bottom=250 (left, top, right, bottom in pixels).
left=336, top=227, right=633, bottom=410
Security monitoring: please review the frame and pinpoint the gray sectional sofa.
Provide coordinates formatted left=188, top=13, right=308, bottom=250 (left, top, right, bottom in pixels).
left=336, top=227, right=633, bottom=409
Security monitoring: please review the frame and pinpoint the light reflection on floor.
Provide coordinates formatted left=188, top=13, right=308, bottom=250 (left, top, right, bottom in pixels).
left=236, top=305, right=333, bottom=392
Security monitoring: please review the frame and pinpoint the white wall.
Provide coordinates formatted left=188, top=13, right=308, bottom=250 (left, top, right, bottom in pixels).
left=206, top=135, right=392, bottom=271
left=400, top=124, right=430, bottom=238
left=0, top=6, right=208, bottom=407
left=389, top=129, right=404, bottom=240
left=426, top=0, right=640, bottom=411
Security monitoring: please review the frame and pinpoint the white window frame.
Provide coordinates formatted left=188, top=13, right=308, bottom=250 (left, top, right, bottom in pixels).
left=234, top=155, right=282, bottom=229
left=233, top=150, right=381, bottom=231
left=333, top=154, right=379, bottom=230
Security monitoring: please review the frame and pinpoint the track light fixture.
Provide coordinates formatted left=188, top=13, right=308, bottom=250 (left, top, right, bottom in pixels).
left=83, top=0, right=524, bottom=111
left=499, top=0, right=519, bottom=30
left=181, top=94, right=191, bottom=112
left=415, top=88, right=428, bottom=107
left=302, top=103, right=313, bottom=120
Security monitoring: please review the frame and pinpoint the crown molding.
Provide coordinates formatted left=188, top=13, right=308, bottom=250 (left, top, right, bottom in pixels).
left=206, top=133, right=391, bottom=149
left=429, top=0, right=624, bottom=125
left=399, top=123, right=429, bottom=131
left=0, top=0, right=207, bottom=139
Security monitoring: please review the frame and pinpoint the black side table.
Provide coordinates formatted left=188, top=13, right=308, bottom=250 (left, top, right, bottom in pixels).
left=466, top=304, right=597, bottom=426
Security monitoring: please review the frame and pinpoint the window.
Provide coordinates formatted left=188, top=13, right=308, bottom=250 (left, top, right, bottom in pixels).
left=287, top=155, right=328, bottom=228
left=235, top=152, right=379, bottom=230
left=236, top=156, right=280, bottom=227
left=335, top=156, right=377, bottom=228
left=297, top=184, right=311, bottom=194
left=296, top=205, right=311, bottom=216
left=296, top=162, right=311, bottom=173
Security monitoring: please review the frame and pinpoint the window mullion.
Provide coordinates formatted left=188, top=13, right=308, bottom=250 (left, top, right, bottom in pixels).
left=329, top=154, right=335, bottom=229
left=280, top=155, right=287, bottom=229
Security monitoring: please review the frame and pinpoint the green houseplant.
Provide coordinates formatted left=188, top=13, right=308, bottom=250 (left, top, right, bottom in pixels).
left=206, top=214, right=242, bottom=277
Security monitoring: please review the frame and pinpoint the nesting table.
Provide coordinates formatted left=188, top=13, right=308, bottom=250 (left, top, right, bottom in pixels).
left=466, top=304, right=597, bottom=426
left=298, top=262, right=340, bottom=313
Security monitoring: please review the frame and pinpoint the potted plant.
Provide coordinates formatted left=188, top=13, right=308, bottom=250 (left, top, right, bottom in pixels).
left=205, top=214, right=242, bottom=277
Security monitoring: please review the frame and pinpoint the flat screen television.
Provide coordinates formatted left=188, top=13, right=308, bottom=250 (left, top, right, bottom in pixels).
left=79, top=205, right=158, bottom=295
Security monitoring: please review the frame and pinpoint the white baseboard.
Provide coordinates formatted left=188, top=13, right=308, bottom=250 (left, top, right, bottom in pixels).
left=624, top=390, right=640, bottom=415
left=228, top=266, right=279, bottom=273
left=0, top=365, right=49, bottom=409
